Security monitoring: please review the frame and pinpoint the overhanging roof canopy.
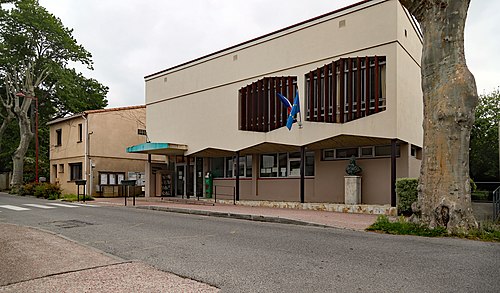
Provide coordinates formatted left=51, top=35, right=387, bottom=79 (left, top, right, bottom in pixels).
left=188, top=147, right=235, bottom=158
left=126, top=142, right=187, bottom=155
left=240, top=142, right=301, bottom=155
left=306, top=135, right=395, bottom=151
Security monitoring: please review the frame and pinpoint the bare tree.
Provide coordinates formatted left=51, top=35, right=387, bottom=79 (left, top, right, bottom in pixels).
left=400, top=0, right=478, bottom=231
left=4, top=62, right=47, bottom=188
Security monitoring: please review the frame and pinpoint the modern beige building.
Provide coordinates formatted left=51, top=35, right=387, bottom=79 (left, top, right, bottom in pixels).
left=48, top=105, right=165, bottom=196
left=129, top=0, right=423, bottom=207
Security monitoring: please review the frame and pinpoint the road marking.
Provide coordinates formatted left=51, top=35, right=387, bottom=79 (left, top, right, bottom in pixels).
left=46, top=203, right=79, bottom=208
left=70, top=202, right=99, bottom=207
left=0, top=205, right=31, bottom=211
left=23, top=204, right=57, bottom=209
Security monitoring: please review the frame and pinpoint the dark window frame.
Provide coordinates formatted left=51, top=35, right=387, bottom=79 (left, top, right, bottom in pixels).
left=78, top=123, right=83, bottom=142
left=322, top=144, right=400, bottom=161
left=56, top=129, right=62, bottom=146
left=210, top=155, right=253, bottom=178
left=259, top=152, right=314, bottom=178
left=69, top=162, right=82, bottom=181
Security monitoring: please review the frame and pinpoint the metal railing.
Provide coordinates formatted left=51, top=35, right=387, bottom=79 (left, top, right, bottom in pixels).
left=214, top=185, right=236, bottom=205
left=474, top=182, right=500, bottom=201
left=493, top=186, right=500, bottom=221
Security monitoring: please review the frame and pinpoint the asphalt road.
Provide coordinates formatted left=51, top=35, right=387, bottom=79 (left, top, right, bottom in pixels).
left=1, top=193, right=499, bottom=292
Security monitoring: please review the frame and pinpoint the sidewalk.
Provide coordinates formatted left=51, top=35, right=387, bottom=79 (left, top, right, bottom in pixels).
left=92, top=196, right=379, bottom=231
left=0, top=223, right=219, bottom=292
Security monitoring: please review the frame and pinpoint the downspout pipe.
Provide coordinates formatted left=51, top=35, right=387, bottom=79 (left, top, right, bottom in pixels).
left=82, top=113, right=89, bottom=197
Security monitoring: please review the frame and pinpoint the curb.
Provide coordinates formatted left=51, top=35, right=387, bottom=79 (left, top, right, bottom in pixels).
left=136, top=205, right=330, bottom=228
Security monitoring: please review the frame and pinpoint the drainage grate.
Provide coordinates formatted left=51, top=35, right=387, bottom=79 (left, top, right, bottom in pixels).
left=48, top=219, right=95, bottom=229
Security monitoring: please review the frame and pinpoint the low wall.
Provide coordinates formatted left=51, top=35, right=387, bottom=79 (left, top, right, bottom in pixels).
left=0, top=173, right=10, bottom=191
left=216, top=199, right=397, bottom=216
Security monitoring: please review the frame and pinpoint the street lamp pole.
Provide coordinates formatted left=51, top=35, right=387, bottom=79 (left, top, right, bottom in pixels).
left=34, top=96, right=39, bottom=183
left=15, top=92, right=38, bottom=183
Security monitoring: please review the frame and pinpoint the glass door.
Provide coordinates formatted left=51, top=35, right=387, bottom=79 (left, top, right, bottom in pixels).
left=196, top=158, right=203, bottom=197
left=176, top=165, right=185, bottom=196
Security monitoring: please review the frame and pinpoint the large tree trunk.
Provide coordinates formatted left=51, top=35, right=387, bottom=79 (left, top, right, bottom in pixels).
left=5, top=63, right=45, bottom=189
left=401, top=0, right=478, bottom=231
left=10, top=106, right=33, bottom=188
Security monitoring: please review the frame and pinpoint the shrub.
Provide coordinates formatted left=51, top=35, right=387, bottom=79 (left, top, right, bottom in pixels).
left=33, top=183, right=62, bottom=199
left=471, top=190, right=489, bottom=201
left=367, top=215, right=447, bottom=237
left=368, top=216, right=500, bottom=242
left=18, top=182, right=38, bottom=196
left=396, top=178, right=418, bottom=216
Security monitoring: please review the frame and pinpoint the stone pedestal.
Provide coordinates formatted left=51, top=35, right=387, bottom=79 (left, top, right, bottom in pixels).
left=344, top=176, right=361, bottom=205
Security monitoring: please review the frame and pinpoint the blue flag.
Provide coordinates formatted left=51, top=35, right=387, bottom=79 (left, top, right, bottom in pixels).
left=276, top=92, right=292, bottom=114
left=286, top=90, right=300, bottom=130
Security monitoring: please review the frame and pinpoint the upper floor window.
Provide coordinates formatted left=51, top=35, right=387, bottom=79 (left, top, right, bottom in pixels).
left=78, top=123, right=83, bottom=142
left=239, top=76, right=297, bottom=132
left=56, top=129, right=62, bottom=146
left=305, top=56, right=386, bottom=124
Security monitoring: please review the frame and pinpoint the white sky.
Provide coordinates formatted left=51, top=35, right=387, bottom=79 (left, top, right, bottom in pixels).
left=37, top=0, right=499, bottom=108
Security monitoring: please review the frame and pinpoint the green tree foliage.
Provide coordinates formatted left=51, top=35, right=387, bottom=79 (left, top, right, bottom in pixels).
left=470, top=88, right=500, bottom=182
left=0, top=0, right=108, bottom=183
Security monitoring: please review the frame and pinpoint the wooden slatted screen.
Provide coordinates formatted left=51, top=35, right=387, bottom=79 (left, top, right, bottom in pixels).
left=305, top=56, right=386, bottom=124
left=239, top=76, right=297, bottom=132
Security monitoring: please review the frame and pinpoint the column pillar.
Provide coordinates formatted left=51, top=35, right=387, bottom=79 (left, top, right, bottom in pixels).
left=235, top=151, right=240, bottom=201
left=300, top=146, right=305, bottom=203
left=391, top=139, right=397, bottom=207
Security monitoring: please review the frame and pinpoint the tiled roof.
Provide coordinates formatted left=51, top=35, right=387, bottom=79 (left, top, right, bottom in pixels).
left=83, top=105, right=145, bottom=114
left=47, top=105, right=146, bottom=125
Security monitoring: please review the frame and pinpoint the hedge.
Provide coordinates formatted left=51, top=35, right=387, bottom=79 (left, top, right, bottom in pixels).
left=396, top=178, right=418, bottom=216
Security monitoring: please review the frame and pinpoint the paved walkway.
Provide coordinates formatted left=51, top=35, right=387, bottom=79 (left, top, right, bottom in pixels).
left=92, top=196, right=379, bottom=231
left=0, top=222, right=219, bottom=292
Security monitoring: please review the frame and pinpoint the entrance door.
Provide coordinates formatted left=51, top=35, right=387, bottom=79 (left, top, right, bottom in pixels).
left=176, top=160, right=197, bottom=198
left=186, top=163, right=194, bottom=198
left=176, top=165, right=185, bottom=196
left=195, top=158, right=203, bottom=197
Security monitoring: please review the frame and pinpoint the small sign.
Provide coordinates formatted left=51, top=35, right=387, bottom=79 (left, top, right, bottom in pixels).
left=75, top=179, right=87, bottom=186
left=121, top=179, right=136, bottom=186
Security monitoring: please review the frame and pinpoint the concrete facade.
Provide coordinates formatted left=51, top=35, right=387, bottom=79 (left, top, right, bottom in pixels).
left=48, top=106, right=166, bottom=196
left=137, top=0, right=423, bottom=206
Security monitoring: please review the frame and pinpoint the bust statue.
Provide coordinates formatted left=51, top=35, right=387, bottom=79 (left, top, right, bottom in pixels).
left=345, top=156, right=362, bottom=176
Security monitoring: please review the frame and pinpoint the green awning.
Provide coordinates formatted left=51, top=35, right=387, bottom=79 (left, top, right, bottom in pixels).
left=126, top=142, right=187, bottom=155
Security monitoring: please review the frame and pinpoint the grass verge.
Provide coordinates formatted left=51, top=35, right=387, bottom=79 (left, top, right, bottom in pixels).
left=61, top=193, right=94, bottom=202
left=367, top=215, right=500, bottom=242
